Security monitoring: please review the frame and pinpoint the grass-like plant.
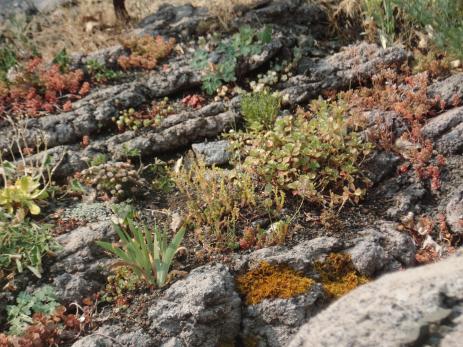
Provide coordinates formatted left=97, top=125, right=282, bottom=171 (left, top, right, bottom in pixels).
left=361, top=0, right=463, bottom=58
left=171, top=158, right=257, bottom=248
left=97, top=216, right=185, bottom=287
left=241, top=91, right=281, bottom=132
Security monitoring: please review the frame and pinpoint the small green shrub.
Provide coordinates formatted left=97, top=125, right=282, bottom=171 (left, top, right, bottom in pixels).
left=86, top=59, right=122, bottom=83
left=52, top=48, right=70, bottom=73
left=241, top=91, right=281, bottom=132
left=6, top=285, right=60, bottom=335
left=0, top=45, right=17, bottom=82
left=192, top=25, right=272, bottom=94
left=97, top=212, right=185, bottom=287
left=237, top=99, right=373, bottom=208
left=0, top=214, right=58, bottom=278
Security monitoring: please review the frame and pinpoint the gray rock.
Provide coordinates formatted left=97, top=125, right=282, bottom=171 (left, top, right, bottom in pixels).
left=347, top=221, right=416, bottom=276
left=422, top=106, right=463, bottom=154
left=289, top=252, right=463, bottom=347
left=192, top=140, right=231, bottom=166
left=32, top=0, right=70, bottom=12
left=279, top=43, right=409, bottom=105
left=148, top=264, right=241, bottom=347
left=49, top=221, right=116, bottom=303
left=0, top=0, right=36, bottom=20
left=446, top=185, right=463, bottom=234
left=428, top=73, right=463, bottom=107
left=363, top=150, right=401, bottom=184
left=386, top=183, right=427, bottom=217
left=244, top=236, right=344, bottom=273
left=72, top=325, right=152, bottom=347
left=241, top=284, right=325, bottom=347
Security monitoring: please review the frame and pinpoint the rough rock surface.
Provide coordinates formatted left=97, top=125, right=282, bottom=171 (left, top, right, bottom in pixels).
left=446, top=184, right=463, bottom=234
left=428, top=73, right=463, bottom=107
left=71, top=325, right=152, bottom=347
left=49, top=219, right=115, bottom=303
left=191, top=140, right=231, bottom=166
left=148, top=264, right=241, bottom=347
left=289, top=252, right=463, bottom=347
left=422, top=106, right=463, bottom=154
left=241, top=222, right=414, bottom=277
left=241, top=284, right=325, bottom=347
left=279, top=43, right=409, bottom=105
left=346, top=221, right=415, bottom=276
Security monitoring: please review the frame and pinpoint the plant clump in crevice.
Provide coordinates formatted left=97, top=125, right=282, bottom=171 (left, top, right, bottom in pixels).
left=314, top=252, right=368, bottom=298
left=236, top=261, right=314, bottom=305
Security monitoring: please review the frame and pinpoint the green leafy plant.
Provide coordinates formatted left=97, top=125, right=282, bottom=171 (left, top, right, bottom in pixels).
left=193, top=25, right=272, bottom=94
left=52, top=48, right=70, bottom=73
left=86, top=59, right=122, bottom=83
left=0, top=215, right=58, bottom=278
left=235, top=99, right=373, bottom=208
left=0, top=45, right=17, bottom=82
left=89, top=153, right=108, bottom=167
left=241, top=91, right=281, bottom=132
left=6, top=285, right=60, bottom=335
left=97, top=214, right=185, bottom=287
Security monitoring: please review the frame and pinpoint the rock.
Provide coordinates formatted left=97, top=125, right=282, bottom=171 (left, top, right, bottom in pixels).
left=289, top=252, right=463, bottom=347
left=241, top=284, right=325, bottom=347
left=347, top=221, right=415, bottom=276
left=428, top=73, right=463, bottom=107
left=32, top=0, right=71, bottom=12
left=192, top=140, right=231, bottom=166
left=71, top=325, right=152, bottom=347
left=279, top=43, right=409, bottom=105
left=148, top=264, right=241, bottom=347
left=363, top=150, right=401, bottom=184
left=0, top=0, right=37, bottom=21
left=0, top=35, right=283, bottom=163
left=244, top=237, right=344, bottom=273
left=386, top=183, right=427, bottom=218
left=446, top=185, right=463, bottom=234
left=422, top=106, right=463, bottom=154
left=49, top=221, right=115, bottom=303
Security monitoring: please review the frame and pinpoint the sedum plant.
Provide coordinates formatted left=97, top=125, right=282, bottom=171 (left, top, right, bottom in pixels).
left=76, top=161, right=147, bottom=202
left=238, top=99, right=373, bottom=208
left=97, top=215, right=185, bottom=287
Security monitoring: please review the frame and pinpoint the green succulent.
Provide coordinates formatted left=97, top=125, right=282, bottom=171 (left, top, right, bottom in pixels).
left=0, top=176, right=48, bottom=217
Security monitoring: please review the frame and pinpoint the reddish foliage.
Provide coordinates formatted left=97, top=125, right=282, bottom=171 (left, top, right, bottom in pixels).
left=0, top=58, right=90, bottom=119
left=181, top=94, right=205, bottom=108
left=117, top=35, right=175, bottom=70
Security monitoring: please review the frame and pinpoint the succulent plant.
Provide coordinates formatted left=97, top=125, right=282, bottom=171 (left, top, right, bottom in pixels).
left=77, top=162, right=147, bottom=202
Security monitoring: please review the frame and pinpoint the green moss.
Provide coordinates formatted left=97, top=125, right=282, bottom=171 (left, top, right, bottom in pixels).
left=314, top=253, right=368, bottom=298
left=236, top=261, right=314, bottom=305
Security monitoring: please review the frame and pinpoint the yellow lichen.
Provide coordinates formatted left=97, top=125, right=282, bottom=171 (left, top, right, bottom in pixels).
left=236, top=261, right=314, bottom=305
left=314, top=253, right=368, bottom=298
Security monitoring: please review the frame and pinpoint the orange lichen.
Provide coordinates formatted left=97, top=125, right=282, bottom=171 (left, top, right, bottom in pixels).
left=236, top=261, right=314, bottom=305
left=314, top=252, right=368, bottom=298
